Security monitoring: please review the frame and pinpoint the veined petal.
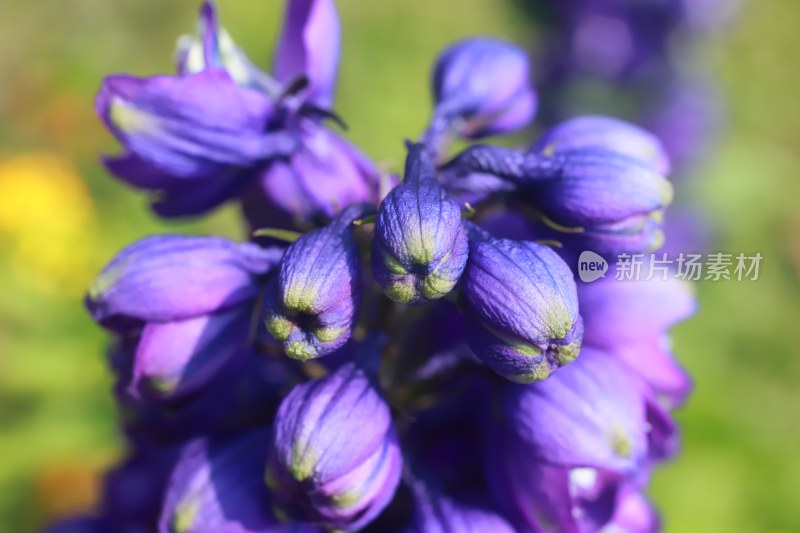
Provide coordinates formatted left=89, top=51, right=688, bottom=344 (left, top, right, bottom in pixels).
left=159, top=432, right=315, bottom=533
left=87, top=235, right=283, bottom=325
left=131, top=305, right=251, bottom=401
left=97, top=70, right=293, bottom=179
left=502, top=348, right=648, bottom=472
left=273, top=0, right=341, bottom=107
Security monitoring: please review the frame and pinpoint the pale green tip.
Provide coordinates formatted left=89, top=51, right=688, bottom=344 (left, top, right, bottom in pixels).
left=266, top=316, right=294, bottom=342
left=609, top=425, right=633, bottom=459
left=290, top=443, right=316, bottom=480
left=660, top=180, right=675, bottom=206
left=285, top=341, right=317, bottom=361
left=420, top=272, right=457, bottom=301
left=511, top=342, right=544, bottom=359
left=284, top=285, right=318, bottom=312
left=314, top=326, right=345, bottom=343
left=109, top=98, right=156, bottom=134
left=272, top=506, right=291, bottom=523
left=647, top=228, right=666, bottom=253
left=172, top=497, right=200, bottom=533
left=380, top=249, right=409, bottom=276
left=331, top=488, right=363, bottom=509
left=143, top=375, right=179, bottom=395
left=553, top=339, right=581, bottom=366
left=385, top=279, right=416, bottom=303
left=508, top=360, right=552, bottom=384
left=264, top=466, right=279, bottom=491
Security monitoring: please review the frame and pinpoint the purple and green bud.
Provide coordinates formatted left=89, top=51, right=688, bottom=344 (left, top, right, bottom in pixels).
left=460, top=224, right=583, bottom=383
left=263, top=205, right=368, bottom=360
left=533, top=115, right=671, bottom=175
left=372, top=143, right=468, bottom=304
left=423, top=38, right=537, bottom=149
left=267, top=361, right=402, bottom=531
left=446, top=145, right=673, bottom=253
left=86, top=235, right=281, bottom=325
left=86, top=235, right=282, bottom=400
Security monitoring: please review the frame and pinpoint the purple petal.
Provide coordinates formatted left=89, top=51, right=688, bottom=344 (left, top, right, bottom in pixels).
left=533, top=115, right=671, bottom=175
left=97, top=70, right=292, bottom=179
left=159, top=432, right=315, bottom=533
left=273, top=0, right=341, bottom=107
left=528, top=150, right=673, bottom=228
left=406, top=479, right=515, bottom=533
left=243, top=124, right=378, bottom=230
left=271, top=362, right=392, bottom=483
left=87, top=235, right=283, bottom=325
left=502, top=348, right=648, bottom=472
left=578, top=276, right=695, bottom=405
left=487, top=423, right=637, bottom=532
left=131, top=305, right=251, bottom=401
left=485, top=425, right=577, bottom=532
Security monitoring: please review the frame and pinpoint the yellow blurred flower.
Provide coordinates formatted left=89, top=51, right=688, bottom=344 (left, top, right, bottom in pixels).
left=0, top=153, right=97, bottom=296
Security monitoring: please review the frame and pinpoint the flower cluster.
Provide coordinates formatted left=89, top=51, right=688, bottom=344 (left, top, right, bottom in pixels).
left=49, top=1, right=697, bottom=531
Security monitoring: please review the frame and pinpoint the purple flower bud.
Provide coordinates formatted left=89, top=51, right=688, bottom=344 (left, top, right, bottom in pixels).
left=501, top=348, right=648, bottom=472
left=176, top=1, right=279, bottom=94
left=243, top=123, right=380, bottom=231
left=87, top=236, right=282, bottom=400
left=159, top=432, right=314, bottom=533
left=461, top=224, right=582, bottom=383
left=263, top=206, right=367, bottom=360
left=579, top=276, right=696, bottom=407
left=267, top=362, right=402, bottom=531
left=130, top=305, right=251, bottom=401
left=96, top=70, right=296, bottom=216
left=87, top=235, right=282, bottom=325
left=111, top=343, right=291, bottom=444
left=533, top=115, right=671, bottom=175
left=424, top=38, right=537, bottom=146
left=446, top=146, right=673, bottom=253
left=372, top=143, right=468, bottom=304
left=273, top=0, right=341, bottom=108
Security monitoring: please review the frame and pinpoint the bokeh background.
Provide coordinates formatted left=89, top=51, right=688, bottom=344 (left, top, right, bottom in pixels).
left=0, top=0, right=798, bottom=531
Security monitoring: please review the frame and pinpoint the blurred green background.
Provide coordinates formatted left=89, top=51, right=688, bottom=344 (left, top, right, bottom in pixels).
left=0, top=0, right=798, bottom=531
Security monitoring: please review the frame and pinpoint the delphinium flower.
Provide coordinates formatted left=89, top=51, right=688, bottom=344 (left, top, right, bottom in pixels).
left=48, top=0, right=700, bottom=531
left=98, top=0, right=382, bottom=230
